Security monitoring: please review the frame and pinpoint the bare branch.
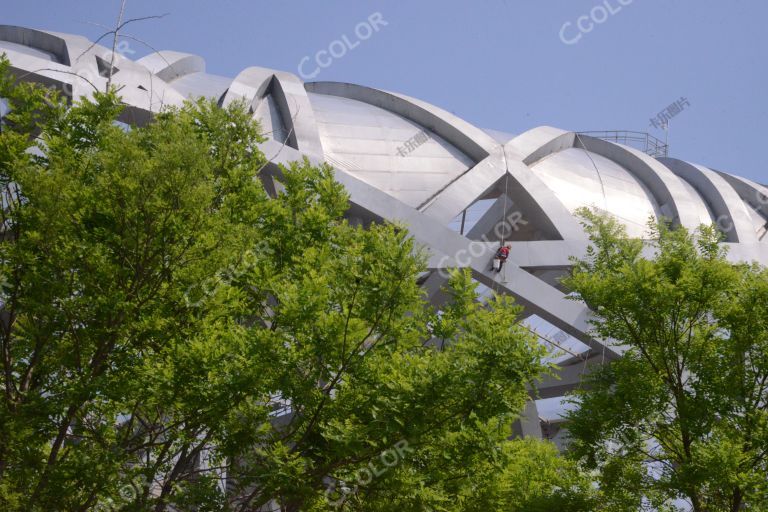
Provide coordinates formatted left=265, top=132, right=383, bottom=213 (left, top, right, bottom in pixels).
left=13, top=68, right=99, bottom=94
left=80, top=18, right=180, bottom=104
left=106, top=0, right=127, bottom=91
left=75, top=13, right=169, bottom=64
left=114, top=13, right=170, bottom=33
left=74, top=31, right=115, bottom=63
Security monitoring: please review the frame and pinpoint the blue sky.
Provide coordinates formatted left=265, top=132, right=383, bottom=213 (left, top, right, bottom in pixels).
left=4, top=0, right=766, bottom=183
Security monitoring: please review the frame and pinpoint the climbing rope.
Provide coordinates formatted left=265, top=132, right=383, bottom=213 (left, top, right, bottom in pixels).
left=501, top=170, right=510, bottom=245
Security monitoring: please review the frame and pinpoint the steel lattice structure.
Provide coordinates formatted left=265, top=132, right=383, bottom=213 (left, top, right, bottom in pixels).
left=3, top=25, right=767, bottom=443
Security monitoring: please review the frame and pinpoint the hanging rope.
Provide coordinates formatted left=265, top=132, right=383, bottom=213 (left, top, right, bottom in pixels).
left=486, top=156, right=598, bottom=395
left=501, top=170, right=510, bottom=245
left=490, top=171, right=513, bottom=283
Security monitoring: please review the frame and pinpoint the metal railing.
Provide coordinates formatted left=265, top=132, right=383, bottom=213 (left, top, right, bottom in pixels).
left=577, top=130, right=668, bottom=158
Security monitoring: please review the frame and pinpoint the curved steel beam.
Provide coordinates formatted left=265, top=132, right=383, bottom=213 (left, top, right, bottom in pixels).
left=259, top=139, right=620, bottom=361
left=222, top=67, right=324, bottom=156
left=507, top=126, right=576, bottom=166
left=305, top=81, right=496, bottom=163
left=136, top=51, right=205, bottom=83
left=658, top=158, right=756, bottom=243
left=716, top=171, right=768, bottom=219
left=0, top=25, right=71, bottom=65
left=510, top=127, right=710, bottom=232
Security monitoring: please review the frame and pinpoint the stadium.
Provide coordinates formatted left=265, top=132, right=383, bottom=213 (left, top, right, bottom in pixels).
left=3, top=23, right=767, bottom=447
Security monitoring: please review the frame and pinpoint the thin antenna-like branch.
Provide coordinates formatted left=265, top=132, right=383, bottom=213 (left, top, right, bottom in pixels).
left=81, top=20, right=176, bottom=76
left=75, top=12, right=169, bottom=79
left=14, top=68, right=99, bottom=94
left=75, top=13, right=169, bottom=62
left=75, top=13, right=169, bottom=60
left=147, top=69, right=154, bottom=114
left=106, top=0, right=127, bottom=91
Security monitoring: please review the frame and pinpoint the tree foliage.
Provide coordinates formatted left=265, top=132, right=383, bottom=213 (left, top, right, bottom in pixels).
left=565, top=208, right=768, bottom=512
left=0, top=57, right=593, bottom=511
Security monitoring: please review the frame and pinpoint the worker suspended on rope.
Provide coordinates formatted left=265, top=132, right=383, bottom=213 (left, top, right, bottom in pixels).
left=491, top=244, right=511, bottom=273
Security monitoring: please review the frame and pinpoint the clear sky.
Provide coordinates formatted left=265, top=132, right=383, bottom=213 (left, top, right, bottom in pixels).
left=4, top=0, right=766, bottom=183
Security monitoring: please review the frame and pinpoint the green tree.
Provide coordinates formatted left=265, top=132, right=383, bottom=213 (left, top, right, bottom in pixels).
left=564, top=209, right=768, bottom=512
left=0, top=57, right=593, bottom=511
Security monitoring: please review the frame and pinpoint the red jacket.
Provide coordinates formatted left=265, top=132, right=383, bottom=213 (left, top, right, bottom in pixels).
left=496, top=246, right=510, bottom=259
